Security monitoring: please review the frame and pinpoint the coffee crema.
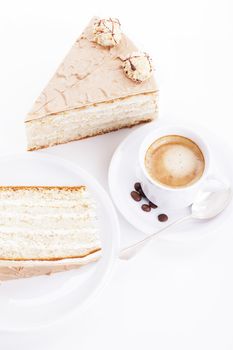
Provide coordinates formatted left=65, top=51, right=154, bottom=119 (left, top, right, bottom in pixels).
left=144, top=135, right=205, bottom=188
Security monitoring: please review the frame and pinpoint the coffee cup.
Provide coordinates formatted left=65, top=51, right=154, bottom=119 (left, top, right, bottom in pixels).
left=138, top=126, right=213, bottom=209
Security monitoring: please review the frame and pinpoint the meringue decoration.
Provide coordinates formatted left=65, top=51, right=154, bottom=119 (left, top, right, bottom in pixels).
left=122, top=51, right=154, bottom=82
left=93, top=18, right=121, bottom=47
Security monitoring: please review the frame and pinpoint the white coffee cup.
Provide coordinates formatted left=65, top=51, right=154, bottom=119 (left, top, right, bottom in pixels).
left=138, top=126, right=212, bottom=209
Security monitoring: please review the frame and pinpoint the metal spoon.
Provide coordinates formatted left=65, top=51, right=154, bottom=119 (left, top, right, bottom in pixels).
left=120, top=185, right=232, bottom=260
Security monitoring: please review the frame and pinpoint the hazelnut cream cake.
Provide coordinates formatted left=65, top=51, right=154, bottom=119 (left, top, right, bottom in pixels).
left=0, top=186, right=101, bottom=281
left=25, top=17, right=158, bottom=150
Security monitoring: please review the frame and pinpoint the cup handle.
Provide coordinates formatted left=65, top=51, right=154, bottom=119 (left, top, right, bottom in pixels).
left=203, top=174, right=230, bottom=191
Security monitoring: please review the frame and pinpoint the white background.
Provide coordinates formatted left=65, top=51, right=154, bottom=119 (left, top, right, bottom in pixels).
left=0, top=0, right=233, bottom=348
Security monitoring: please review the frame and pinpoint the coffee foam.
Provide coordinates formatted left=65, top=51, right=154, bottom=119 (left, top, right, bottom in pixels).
left=145, top=135, right=205, bottom=188
left=163, top=145, right=197, bottom=177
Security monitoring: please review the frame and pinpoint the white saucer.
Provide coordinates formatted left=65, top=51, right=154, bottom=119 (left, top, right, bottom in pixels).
left=108, top=120, right=233, bottom=241
left=0, top=153, right=120, bottom=332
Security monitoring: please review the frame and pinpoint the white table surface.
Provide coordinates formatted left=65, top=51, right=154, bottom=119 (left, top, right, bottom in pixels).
left=0, top=0, right=233, bottom=348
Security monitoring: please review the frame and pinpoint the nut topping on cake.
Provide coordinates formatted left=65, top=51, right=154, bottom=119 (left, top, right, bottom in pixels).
left=93, top=18, right=121, bottom=47
left=122, top=52, right=154, bottom=82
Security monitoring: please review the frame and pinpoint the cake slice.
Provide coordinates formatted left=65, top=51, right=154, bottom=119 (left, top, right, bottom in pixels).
left=25, top=17, right=158, bottom=151
left=0, top=186, right=101, bottom=281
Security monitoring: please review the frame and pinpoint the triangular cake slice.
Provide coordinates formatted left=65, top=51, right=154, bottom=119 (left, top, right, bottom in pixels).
left=25, top=17, right=158, bottom=150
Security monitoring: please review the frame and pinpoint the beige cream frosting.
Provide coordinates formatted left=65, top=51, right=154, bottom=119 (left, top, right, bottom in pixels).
left=26, top=17, right=157, bottom=122
left=0, top=251, right=101, bottom=281
left=0, top=265, right=74, bottom=281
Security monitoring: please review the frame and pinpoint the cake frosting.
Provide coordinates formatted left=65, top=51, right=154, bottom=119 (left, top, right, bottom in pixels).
left=26, top=17, right=157, bottom=122
left=0, top=251, right=101, bottom=281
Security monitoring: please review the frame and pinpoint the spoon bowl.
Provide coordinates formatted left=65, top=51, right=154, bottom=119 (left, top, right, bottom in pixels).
left=120, top=183, right=232, bottom=260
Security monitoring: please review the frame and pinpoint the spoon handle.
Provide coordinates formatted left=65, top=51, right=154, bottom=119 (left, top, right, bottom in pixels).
left=119, top=215, right=191, bottom=260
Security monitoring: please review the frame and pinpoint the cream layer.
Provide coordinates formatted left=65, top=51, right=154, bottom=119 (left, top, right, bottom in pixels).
left=0, top=187, right=100, bottom=261
left=26, top=93, right=157, bottom=150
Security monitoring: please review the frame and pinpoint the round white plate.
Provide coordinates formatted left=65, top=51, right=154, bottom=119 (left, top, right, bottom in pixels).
left=0, top=153, right=120, bottom=332
left=108, top=120, right=233, bottom=241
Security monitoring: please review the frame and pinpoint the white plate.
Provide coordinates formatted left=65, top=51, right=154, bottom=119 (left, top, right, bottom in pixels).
left=0, top=153, right=120, bottom=332
left=108, top=120, right=233, bottom=241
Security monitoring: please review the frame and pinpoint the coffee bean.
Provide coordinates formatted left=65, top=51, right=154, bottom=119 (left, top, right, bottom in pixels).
left=133, top=182, right=146, bottom=198
left=158, top=214, right=168, bottom=222
left=130, top=191, right=142, bottom=202
left=149, top=201, right=157, bottom=209
left=141, top=204, right=151, bottom=212
left=138, top=187, right=146, bottom=198
left=134, top=182, right=141, bottom=192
